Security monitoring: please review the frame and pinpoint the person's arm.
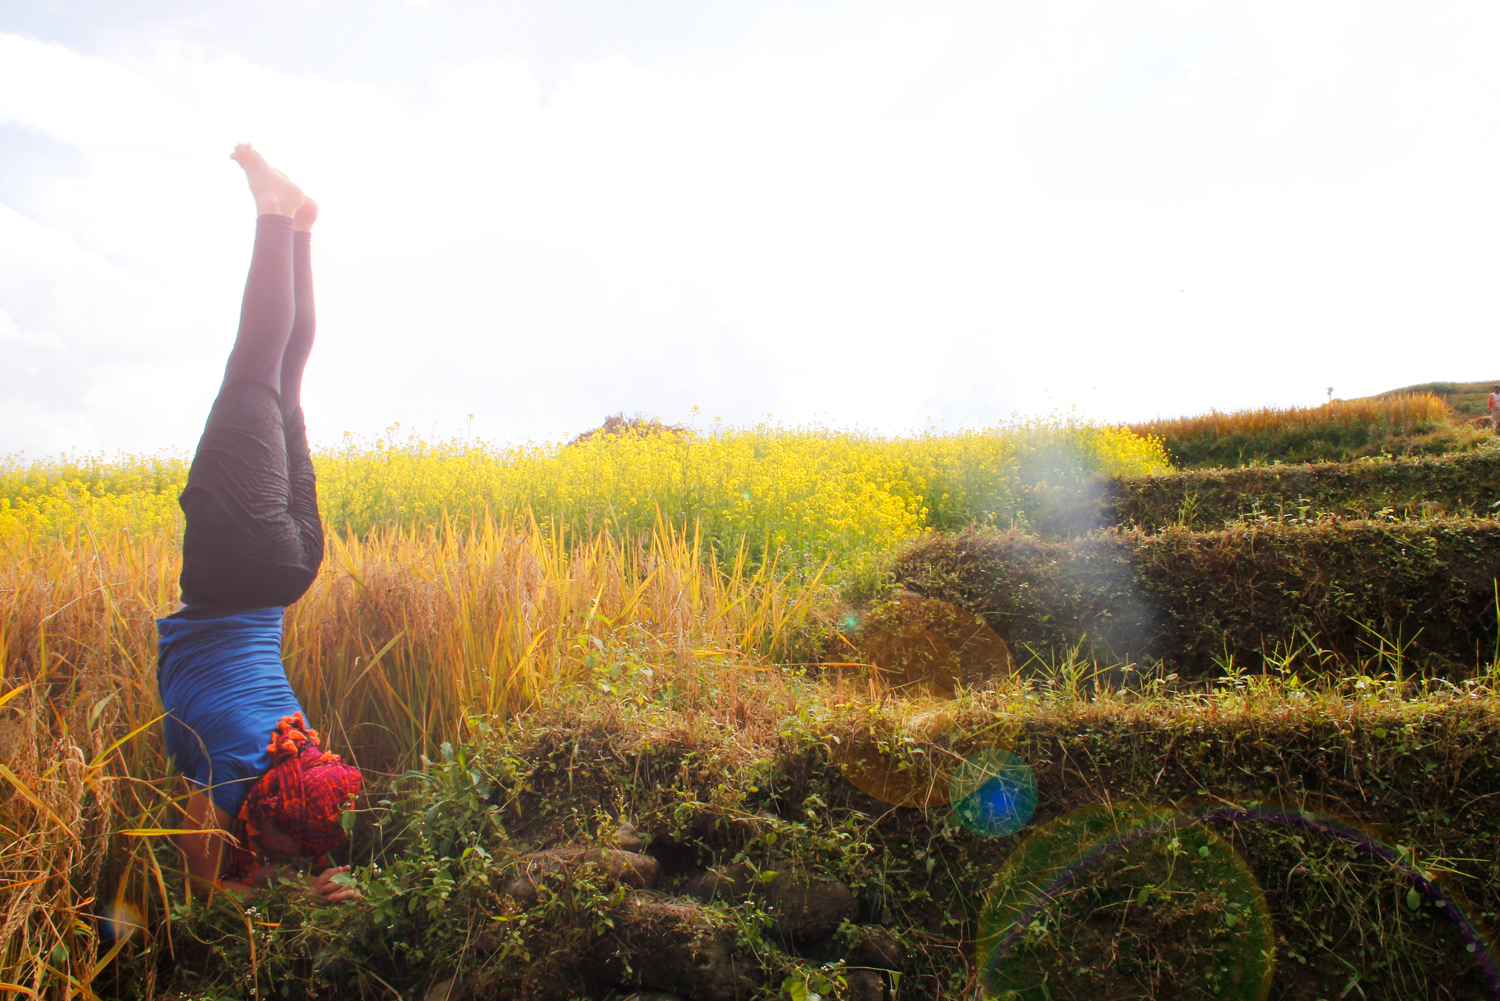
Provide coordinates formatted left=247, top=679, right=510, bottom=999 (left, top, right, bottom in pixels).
left=180, top=791, right=238, bottom=898
left=181, top=794, right=360, bottom=903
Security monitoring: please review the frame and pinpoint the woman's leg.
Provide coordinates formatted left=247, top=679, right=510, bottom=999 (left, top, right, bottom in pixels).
left=219, top=146, right=304, bottom=395
left=281, top=198, right=318, bottom=417
left=282, top=201, right=325, bottom=582
left=177, top=147, right=324, bottom=610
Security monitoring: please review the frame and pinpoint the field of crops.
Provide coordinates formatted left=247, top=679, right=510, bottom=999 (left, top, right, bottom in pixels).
left=2, top=410, right=1498, bottom=1001
left=1, top=419, right=1168, bottom=577
left=0, top=418, right=1170, bottom=999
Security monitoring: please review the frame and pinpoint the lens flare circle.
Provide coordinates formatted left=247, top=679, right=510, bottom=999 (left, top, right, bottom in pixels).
left=950, top=749, right=1037, bottom=837
left=977, top=803, right=1275, bottom=1001
left=98, top=899, right=144, bottom=946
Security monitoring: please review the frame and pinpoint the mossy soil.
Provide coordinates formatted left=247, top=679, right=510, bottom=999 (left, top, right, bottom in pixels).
left=151, top=687, right=1500, bottom=1001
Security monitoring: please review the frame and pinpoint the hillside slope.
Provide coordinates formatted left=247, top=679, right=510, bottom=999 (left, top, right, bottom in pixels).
left=1368, top=379, right=1500, bottom=416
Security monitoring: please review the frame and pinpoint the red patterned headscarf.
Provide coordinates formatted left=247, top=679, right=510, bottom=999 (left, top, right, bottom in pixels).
left=223, top=713, right=362, bottom=884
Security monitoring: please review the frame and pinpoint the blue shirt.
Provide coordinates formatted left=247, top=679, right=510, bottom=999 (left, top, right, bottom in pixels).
left=157, top=607, right=306, bottom=817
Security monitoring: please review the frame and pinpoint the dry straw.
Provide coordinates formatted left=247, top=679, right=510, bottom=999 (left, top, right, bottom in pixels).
left=0, top=512, right=823, bottom=999
left=1129, top=393, right=1450, bottom=442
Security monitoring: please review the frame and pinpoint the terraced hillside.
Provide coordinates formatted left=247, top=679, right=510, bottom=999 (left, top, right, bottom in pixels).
left=6, top=417, right=1499, bottom=1001
left=898, top=448, right=1500, bottom=678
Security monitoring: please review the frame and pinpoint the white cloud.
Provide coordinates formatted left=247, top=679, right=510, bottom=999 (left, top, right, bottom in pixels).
left=1, top=2, right=1499, bottom=457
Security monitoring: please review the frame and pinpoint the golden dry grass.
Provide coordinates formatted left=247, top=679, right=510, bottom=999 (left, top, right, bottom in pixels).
left=0, top=515, right=824, bottom=999
left=1128, top=392, right=1450, bottom=442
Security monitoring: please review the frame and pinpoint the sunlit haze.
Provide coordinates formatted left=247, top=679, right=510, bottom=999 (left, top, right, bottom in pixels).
left=3, top=0, right=1498, bottom=456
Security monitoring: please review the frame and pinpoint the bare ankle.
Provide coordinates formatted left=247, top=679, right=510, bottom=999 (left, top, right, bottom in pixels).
left=256, top=194, right=299, bottom=218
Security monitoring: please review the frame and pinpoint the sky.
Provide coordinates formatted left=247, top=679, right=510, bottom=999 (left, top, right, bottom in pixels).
left=2, top=0, right=1499, bottom=458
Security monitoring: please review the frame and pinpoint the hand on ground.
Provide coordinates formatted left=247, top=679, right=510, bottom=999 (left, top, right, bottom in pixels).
left=305, top=865, right=361, bottom=904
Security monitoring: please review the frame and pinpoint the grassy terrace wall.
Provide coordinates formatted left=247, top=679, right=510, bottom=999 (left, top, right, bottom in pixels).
left=1093, top=449, right=1500, bottom=535
left=894, top=520, right=1500, bottom=676
left=169, top=694, right=1500, bottom=1001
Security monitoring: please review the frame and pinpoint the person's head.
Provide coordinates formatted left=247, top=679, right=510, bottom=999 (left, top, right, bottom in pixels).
left=1491, top=386, right=1497, bottom=393
left=251, top=815, right=302, bottom=864
left=242, top=713, right=362, bottom=861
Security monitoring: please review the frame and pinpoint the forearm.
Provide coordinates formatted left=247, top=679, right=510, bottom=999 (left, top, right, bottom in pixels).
left=180, top=791, right=234, bottom=897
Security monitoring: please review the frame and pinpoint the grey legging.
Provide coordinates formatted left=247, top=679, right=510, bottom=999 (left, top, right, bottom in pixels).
left=176, top=214, right=324, bottom=611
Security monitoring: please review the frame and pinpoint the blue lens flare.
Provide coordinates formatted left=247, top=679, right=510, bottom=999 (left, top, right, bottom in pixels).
left=97, top=899, right=144, bottom=946
left=950, top=749, right=1037, bottom=837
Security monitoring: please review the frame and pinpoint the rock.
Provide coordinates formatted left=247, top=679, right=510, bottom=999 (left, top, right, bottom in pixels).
left=644, top=833, right=701, bottom=876
left=501, top=872, right=542, bottom=908
left=766, top=870, right=858, bottom=943
left=844, top=926, right=902, bottom=971
left=423, top=977, right=465, bottom=1001
left=502, top=848, right=661, bottom=908
left=792, top=925, right=902, bottom=972
left=684, top=863, right=754, bottom=903
left=612, top=822, right=645, bottom=852
left=844, top=969, right=886, bottom=1001
left=471, top=923, right=506, bottom=954
left=588, top=894, right=760, bottom=1001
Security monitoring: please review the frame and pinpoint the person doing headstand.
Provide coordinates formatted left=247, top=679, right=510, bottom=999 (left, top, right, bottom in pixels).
left=158, top=145, right=360, bottom=903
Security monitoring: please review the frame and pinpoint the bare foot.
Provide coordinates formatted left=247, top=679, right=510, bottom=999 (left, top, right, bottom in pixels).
left=230, top=144, right=305, bottom=218
left=293, top=196, right=319, bottom=233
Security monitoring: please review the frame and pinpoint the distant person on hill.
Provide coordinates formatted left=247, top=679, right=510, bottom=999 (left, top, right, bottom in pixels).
left=157, top=145, right=361, bottom=902
left=1489, top=386, right=1500, bottom=432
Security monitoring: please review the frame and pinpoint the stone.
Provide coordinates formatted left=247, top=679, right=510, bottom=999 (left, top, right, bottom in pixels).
left=844, top=926, right=903, bottom=972
left=501, top=848, right=661, bottom=908
left=792, top=925, right=902, bottom=973
left=588, top=894, right=761, bottom=1001
left=684, top=863, right=754, bottom=903
left=765, top=870, right=858, bottom=943
left=471, top=923, right=506, bottom=954
left=843, top=969, right=886, bottom=1001
left=612, top=822, right=645, bottom=852
left=423, top=977, right=465, bottom=1001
